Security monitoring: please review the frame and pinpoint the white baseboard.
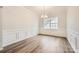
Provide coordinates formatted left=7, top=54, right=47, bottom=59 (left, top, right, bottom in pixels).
left=2, top=34, right=38, bottom=47
left=0, top=48, right=3, bottom=51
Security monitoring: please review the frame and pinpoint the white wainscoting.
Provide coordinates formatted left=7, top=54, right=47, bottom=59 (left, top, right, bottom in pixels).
left=67, top=29, right=79, bottom=53
left=2, top=29, right=37, bottom=47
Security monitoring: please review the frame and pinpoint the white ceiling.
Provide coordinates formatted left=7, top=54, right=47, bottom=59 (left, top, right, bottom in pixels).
left=25, top=6, right=67, bottom=17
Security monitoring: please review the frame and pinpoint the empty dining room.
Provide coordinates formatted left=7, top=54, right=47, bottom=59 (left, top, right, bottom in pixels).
left=0, top=6, right=79, bottom=53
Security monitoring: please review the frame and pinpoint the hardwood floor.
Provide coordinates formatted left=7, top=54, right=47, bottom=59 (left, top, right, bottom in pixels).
left=0, top=35, right=74, bottom=53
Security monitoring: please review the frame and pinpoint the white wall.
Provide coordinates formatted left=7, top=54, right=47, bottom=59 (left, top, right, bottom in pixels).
left=67, top=7, right=79, bottom=52
left=0, top=7, right=2, bottom=49
left=2, top=6, right=39, bottom=47
left=39, top=7, right=67, bottom=37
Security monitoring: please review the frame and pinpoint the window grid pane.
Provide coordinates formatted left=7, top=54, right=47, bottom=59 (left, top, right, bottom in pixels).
left=43, top=17, right=58, bottom=30
left=43, top=19, right=51, bottom=29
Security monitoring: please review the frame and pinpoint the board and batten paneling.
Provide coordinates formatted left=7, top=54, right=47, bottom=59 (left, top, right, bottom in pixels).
left=2, top=6, right=39, bottom=47
left=67, top=7, right=79, bottom=52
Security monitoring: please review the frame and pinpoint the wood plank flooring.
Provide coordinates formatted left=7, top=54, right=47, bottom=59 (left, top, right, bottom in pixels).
left=0, top=35, right=74, bottom=53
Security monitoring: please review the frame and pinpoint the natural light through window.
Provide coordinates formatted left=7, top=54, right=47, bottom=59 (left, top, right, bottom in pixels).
left=43, top=17, right=58, bottom=29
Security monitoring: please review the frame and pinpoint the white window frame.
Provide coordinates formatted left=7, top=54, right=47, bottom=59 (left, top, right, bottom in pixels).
left=43, top=17, right=58, bottom=30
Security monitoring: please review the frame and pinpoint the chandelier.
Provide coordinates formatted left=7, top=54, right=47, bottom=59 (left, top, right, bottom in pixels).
left=41, top=6, right=48, bottom=19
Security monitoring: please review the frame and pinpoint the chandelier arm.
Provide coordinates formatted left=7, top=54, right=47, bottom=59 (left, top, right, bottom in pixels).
left=41, top=6, right=48, bottom=19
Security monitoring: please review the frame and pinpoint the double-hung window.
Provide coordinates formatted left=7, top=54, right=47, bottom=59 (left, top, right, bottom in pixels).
left=43, top=17, right=58, bottom=29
